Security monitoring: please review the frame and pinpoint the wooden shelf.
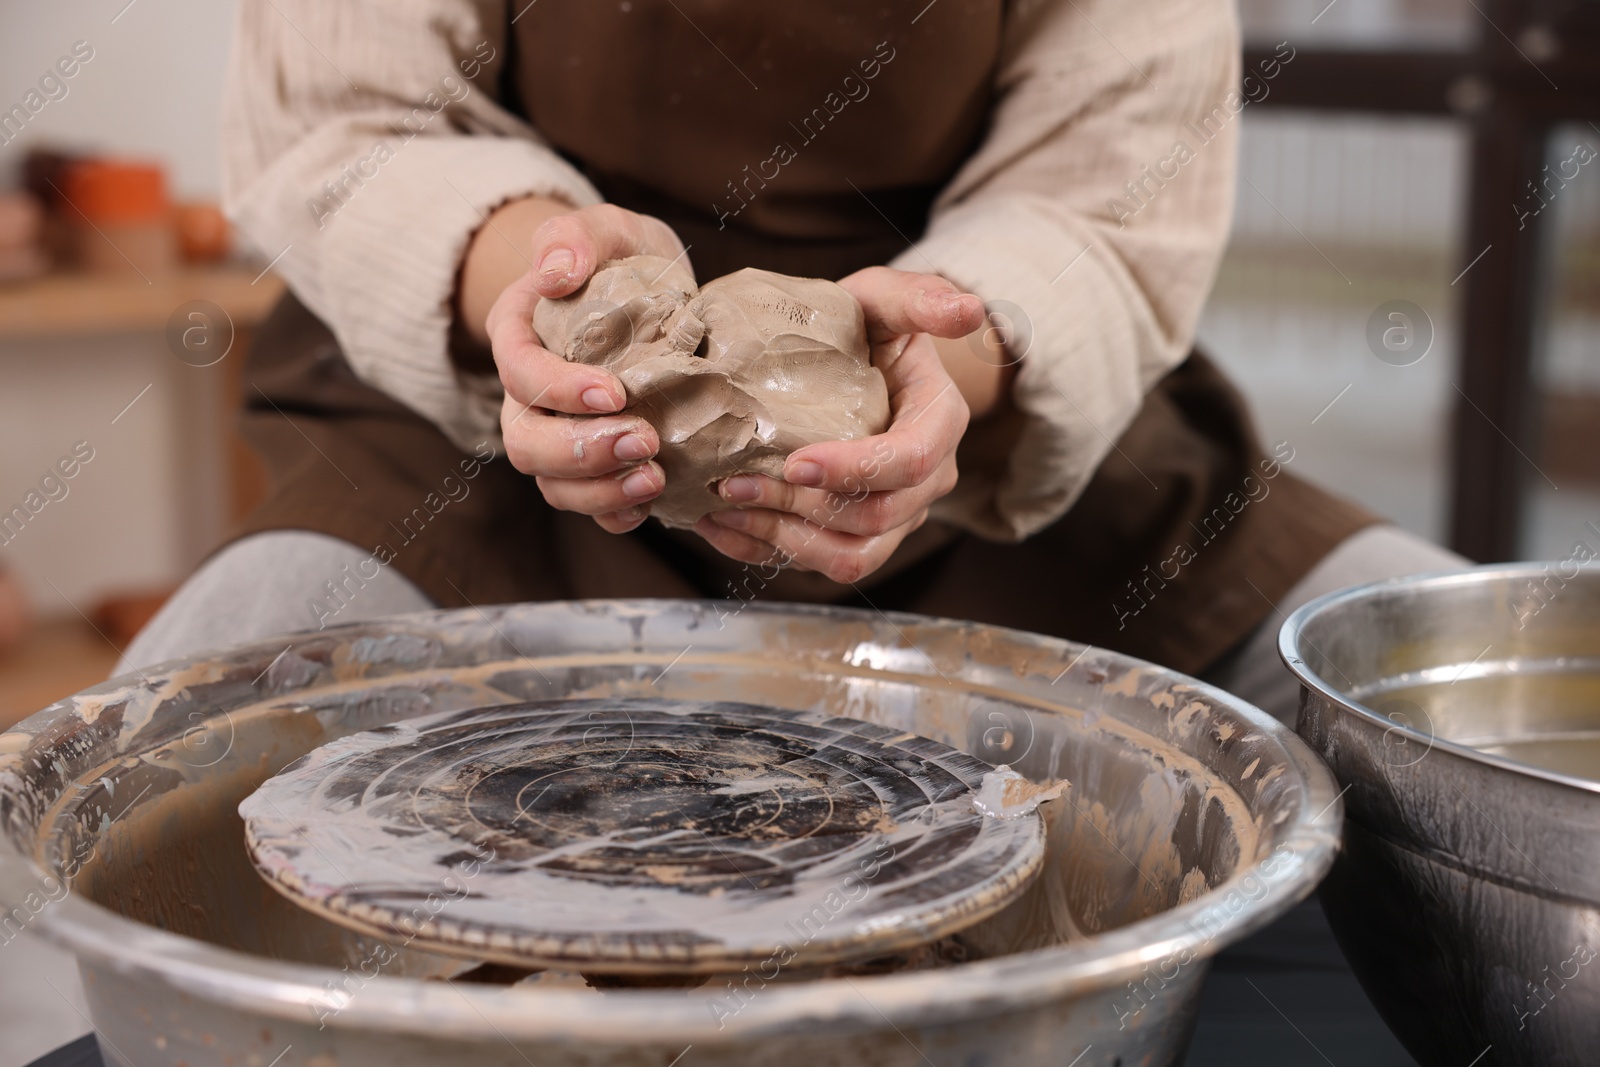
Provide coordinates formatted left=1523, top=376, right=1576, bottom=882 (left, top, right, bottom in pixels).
left=0, top=265, right=285, bottom=340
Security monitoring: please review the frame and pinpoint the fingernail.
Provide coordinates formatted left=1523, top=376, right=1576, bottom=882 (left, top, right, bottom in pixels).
left=923, top=289, right=975, bottom=317
left=616, top=506, right=647, bottom=524
left=712, top=509, right=750, bottom=530
left=721, top=475, right=761, bottom=503
left=786, top=460, right=824, bottom=486
left=538, top=248, right=575, bottom=282
left=582, top=386, right=621, bottom=413
left=621, top=467, right=659, bottom=499
left=613, top=432, right=653, bottom=461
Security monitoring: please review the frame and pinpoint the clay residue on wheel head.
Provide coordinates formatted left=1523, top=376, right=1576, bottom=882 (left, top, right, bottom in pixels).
left=533, top=255, right=890, bottom=528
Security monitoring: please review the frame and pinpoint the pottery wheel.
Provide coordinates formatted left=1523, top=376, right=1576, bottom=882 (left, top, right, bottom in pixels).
left=239, top=698, right=1047, bottom=973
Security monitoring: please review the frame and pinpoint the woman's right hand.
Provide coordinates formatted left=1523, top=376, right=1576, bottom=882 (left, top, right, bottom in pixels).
left=486, top=204, right=689, bottom=533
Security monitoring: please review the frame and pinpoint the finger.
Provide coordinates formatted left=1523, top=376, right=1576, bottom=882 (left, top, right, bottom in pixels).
left=536, top=460, right=665, bottom=516
left=692, top=515, right=795, bottom=570
left=784, top=342, right=967, bottom=492
left=594, top=505, right=651, bottom=535
left=836, top=266, right=985, bottom=342
left=500, top=400, right=658, bottom=479
left=706, top=508, right=905, bottom=586
left=529, top=205, right=685, bottom=298
left=717, top=474, right=932, bottom=538
left=494, top=319, right=625, bottom=415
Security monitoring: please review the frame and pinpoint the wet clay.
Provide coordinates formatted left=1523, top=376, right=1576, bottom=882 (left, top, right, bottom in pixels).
left=971, top=765, right=1070, bottom=820
left=239, top=699, right=1047, bottom=974
left=534, top=256, right=890, bottom=527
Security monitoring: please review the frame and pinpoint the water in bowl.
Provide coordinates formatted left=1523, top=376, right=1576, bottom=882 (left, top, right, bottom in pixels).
left=1351, top=663, right=1600, bottom=782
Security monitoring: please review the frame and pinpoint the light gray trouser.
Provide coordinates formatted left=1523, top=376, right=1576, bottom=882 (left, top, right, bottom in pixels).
left=119, top=525, right=1467, bottom=724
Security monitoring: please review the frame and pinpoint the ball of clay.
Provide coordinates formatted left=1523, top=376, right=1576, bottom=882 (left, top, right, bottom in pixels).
left=534, top=255, right=891, bottom=528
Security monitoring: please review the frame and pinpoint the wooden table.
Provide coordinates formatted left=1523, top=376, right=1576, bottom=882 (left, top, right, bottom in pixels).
left=0, top=265, right=283, bottom=338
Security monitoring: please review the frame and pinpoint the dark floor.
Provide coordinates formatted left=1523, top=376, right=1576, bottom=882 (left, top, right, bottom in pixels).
left=23, top=1038, right=97, bottom=1067
left=1185, top=895, right=1419, bottom=1066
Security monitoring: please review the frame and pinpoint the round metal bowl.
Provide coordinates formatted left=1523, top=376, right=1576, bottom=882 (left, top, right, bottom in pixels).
left=1, top=600, right=1339, bottom=1067
left=1282, top=564, right=1600, bottom=1067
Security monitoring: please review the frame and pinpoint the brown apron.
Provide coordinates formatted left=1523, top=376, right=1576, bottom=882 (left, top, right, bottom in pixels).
left=235, top=0, right=1375, bottom=675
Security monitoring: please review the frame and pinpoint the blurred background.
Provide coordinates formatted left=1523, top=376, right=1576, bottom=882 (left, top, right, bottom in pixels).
left=1211, top=0, right=1600, bottom=570
left=0, top=1, right=278, bottom=739
left=0, top=1, right=1596, bottom=722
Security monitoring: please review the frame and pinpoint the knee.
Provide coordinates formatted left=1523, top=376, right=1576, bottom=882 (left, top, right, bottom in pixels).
left=117, top=531, right=433, bottom=673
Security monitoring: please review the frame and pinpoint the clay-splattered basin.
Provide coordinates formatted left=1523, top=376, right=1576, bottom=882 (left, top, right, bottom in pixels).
left=1283, top=564, right=1600, bottom=1067
left=1, top=600, right=1339, bottom=1067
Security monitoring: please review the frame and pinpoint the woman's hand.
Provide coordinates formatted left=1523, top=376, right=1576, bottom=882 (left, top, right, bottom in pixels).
left=693, top=267, right=985, bottom=583
left=485, top=203, right=688, bottom=533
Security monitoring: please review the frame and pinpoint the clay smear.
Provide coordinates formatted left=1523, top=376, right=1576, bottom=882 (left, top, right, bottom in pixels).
left=971, top=765, right=1070, bottom=820
left=534, top=256, right=890, bottom=527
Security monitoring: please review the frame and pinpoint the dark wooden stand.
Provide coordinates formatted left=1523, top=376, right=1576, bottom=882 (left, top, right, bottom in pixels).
left=1246, top=0, right=1600, bottom=561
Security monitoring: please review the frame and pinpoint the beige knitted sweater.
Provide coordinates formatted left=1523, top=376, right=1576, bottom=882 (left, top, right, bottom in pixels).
left=221, top=0, right=1239, bottom=541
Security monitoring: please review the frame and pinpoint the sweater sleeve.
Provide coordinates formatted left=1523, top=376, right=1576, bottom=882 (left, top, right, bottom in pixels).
left=220, top=0, right=603, bottom=451
left=895, top=0, right=1242, bottom=541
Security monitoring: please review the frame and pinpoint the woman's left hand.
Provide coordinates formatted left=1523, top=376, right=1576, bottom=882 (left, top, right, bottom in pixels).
left=693, top=267, right=985, bottom=584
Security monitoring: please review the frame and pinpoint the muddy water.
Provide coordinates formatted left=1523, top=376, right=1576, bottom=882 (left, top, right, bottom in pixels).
left=63, top=658, right=1259, bottom=988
